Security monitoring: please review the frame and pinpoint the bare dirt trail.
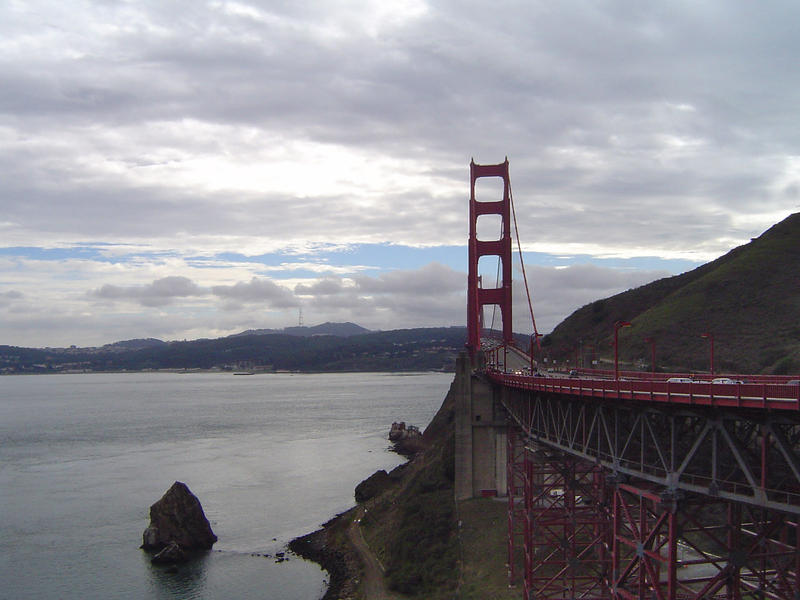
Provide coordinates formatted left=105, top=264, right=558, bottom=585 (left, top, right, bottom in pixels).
left=347, top=507, right=403, bottom=600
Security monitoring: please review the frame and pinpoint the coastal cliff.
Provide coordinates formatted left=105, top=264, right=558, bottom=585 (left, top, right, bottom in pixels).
left=290, top=375, right=517, bottom=599
left=290, top=379, right=459, bottom=599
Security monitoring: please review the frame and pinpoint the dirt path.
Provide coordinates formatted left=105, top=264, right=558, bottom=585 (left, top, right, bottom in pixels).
left=347, top=507, right=402, bottom=600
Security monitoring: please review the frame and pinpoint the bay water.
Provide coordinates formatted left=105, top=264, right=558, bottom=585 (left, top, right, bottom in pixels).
left=0, top=371, right=452, bottom=599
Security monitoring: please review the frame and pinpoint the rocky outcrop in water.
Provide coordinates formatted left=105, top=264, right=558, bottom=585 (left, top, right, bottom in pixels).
left=141, top=481, right=217, bottom=563
left=389, top=421, right=425, bottom=456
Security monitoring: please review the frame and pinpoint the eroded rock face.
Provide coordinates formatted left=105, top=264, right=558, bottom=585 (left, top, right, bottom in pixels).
left=355, top=469, right=392, bottom=503
left=141, top=481, right=217, bottom=560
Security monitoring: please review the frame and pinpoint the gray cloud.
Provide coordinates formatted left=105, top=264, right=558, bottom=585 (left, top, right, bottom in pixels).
left=0, top=290, right=24, bottom=307
left=3, top=1, right=800, bottom=345
left=212, top=277, right=298, bottom=308
left=290, top=263, right=466, bottom=329
left=3, top=2, right=799, bottom=253
left=91, top=276, right=205, bottom=307
left=294, top=278, right=348, bottom=296
left=354, top=263, right=463, bottom=296
left=3, top=256, right=675, bottom=346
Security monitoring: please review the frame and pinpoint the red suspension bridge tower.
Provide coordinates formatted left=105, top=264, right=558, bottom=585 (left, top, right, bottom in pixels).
left=467, top=158, right=513, bottom=356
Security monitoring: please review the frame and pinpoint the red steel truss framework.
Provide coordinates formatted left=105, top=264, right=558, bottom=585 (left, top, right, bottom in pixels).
left=502, top=383, right=800, bottom=600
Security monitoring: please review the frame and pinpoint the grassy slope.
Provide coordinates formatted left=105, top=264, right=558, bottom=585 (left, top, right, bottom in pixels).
left=359, top=382, right=459, bottom=598
left=456, top=498, right=519, bottom=599
left=545, top=212, right=800, bottom=374
left=353, top=379, right=517, bottom=599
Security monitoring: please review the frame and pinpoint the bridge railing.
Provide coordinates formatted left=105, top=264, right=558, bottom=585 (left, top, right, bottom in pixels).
left=487, top=370, right=800, bottom=412
left=579, top=366, right=800, bottom=385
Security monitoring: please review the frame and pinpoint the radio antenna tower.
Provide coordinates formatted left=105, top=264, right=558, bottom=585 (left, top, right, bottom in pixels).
left=298, top=306, right=304, bottom=327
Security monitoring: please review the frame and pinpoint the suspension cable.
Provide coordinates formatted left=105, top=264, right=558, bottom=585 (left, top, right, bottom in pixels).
left=509, top=179, right=541, bottom=349
left=489, top=255, right=501, bottom=335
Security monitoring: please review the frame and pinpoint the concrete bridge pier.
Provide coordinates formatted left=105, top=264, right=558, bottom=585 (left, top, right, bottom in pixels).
left=454, top=351, right=508, bottom=501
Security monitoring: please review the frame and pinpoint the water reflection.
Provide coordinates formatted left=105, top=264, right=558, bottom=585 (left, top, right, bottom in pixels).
left=146, top=552, right=209, bottom=600
left=144, top=549, right=329, bottom=600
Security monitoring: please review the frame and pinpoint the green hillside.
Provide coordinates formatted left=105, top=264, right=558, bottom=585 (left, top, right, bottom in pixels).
left=543, top=213, right=800, bottom=375
left=0, top=326, right=467, bottom=374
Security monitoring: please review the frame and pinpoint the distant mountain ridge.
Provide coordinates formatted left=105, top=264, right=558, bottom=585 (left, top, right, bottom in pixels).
left=0, top=325, right=465, bottom=374
left=102, top=338, right=168, bottom=352
left=544, top=212, right=800, bottom=375
left=230, top=321, right=371, bottom=338
left=90, top=322, right=371, bottom=351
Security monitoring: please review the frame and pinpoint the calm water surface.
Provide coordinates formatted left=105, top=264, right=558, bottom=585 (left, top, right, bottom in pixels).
left=0, top=371, right=452, bottom=599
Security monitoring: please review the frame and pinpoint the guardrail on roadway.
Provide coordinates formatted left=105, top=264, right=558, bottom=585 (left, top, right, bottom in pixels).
left=487, top=369, right=800, bottom=412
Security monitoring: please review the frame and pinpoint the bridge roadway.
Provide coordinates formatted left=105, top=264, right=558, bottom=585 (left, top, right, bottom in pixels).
left=482, top=339, right=800, bottom=410
left=488, top=357, right=800, bottom=512
left=489, top=368, right=800, bottom=412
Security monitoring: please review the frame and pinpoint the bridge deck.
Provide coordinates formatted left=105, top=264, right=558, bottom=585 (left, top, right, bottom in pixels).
left=488, top=370, right=800, bottom=412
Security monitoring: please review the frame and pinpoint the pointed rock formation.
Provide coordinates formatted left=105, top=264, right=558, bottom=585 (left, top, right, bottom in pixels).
left=141, top=481, right=217, bottom=562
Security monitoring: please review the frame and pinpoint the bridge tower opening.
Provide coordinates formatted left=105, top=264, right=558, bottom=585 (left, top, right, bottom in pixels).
left=468, top=158, right=513, bottom=357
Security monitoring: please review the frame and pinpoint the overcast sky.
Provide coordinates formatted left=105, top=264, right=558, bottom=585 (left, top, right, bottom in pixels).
left=2, top=1, right=799, bottom=347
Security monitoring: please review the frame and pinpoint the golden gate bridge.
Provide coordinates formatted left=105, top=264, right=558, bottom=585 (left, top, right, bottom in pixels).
left=459, top=159, right=800, bottom=600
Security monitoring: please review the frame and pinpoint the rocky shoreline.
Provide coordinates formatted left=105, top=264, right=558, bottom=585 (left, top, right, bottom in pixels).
left=288, top=423, right=423, bottom=599
left=288, top=509, right=361, bottom=600
left=287, top=407, right=450, bottom=599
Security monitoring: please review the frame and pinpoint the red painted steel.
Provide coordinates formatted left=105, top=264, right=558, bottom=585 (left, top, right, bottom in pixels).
left=523, top=450, right=610, bottom=599
left=506, top=434, right=800, bottom=600
left=500, top=386, right=800, bottom=599
left=467, top=159, right=513, bottom=356
left=507, top=425, right=527, bottom=586
left=490, top=371, right=800, bottom=412
left=608, top=483, right=800, bottom=600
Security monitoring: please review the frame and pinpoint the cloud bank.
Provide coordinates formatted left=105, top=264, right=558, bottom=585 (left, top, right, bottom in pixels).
left=1, top=1, right=798, bottom=346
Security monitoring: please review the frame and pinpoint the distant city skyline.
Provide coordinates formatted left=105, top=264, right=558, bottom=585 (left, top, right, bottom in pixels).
left=2, top=2, right=799, bottom=347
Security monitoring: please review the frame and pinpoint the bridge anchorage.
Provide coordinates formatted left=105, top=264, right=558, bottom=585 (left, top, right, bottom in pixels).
left=456, top=159, right=800, bottom=600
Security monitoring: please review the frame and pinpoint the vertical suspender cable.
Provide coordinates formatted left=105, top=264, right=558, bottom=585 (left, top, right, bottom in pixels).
left=490, top=255, right=501, bottom=335
left=509, top=181, right=541, bottom=349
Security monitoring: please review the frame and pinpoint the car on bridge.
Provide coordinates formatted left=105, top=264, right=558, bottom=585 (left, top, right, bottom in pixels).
left=712, top=377, right=744, bottom=384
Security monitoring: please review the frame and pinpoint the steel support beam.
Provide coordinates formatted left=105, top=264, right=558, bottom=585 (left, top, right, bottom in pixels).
left=503, top=387, right=800, bottom=600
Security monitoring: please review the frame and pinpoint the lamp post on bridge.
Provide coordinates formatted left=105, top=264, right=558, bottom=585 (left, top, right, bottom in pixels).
left=644, top=337, right=656, bottom=375
left=700, top=332, right=715, bottom=376
left=559, top=346, right=574, bottom=372
left=530, top=333, right=543, bottom=374
left=614, top=321, right=632, bottom=380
